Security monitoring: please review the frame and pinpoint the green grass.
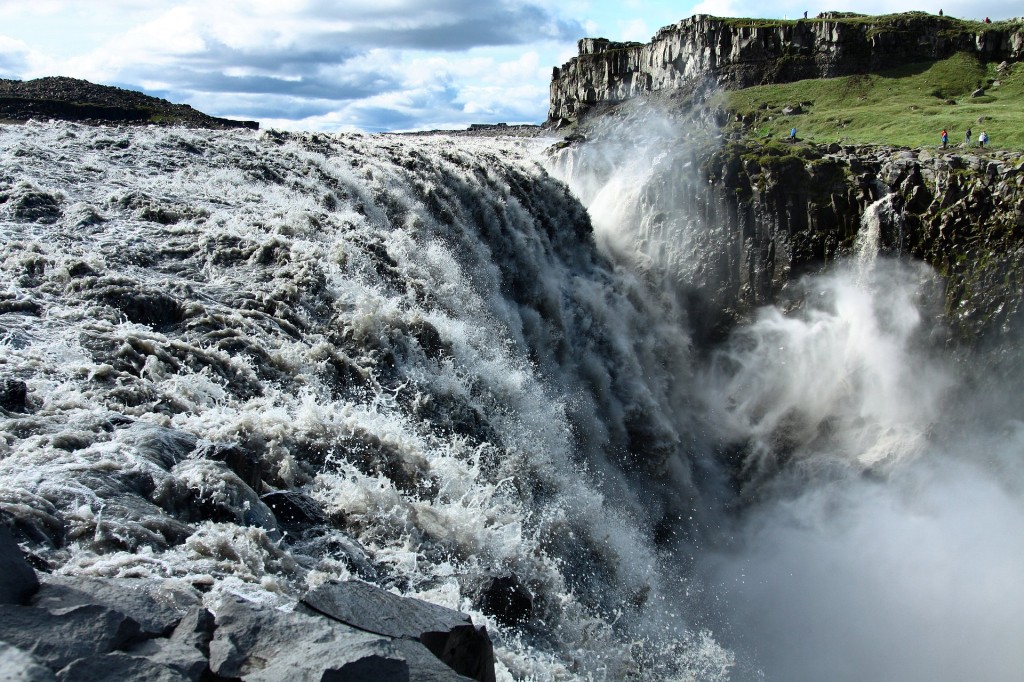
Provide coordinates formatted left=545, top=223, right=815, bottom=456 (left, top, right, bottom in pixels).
left=714, top=52, right=1024, bottom=149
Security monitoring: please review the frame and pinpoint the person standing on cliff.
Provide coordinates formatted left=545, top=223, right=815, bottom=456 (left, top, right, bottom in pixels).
left=966, top=127, right=972, bottom=144
left=979, top=131, right=988, bottom=148
left=941, top=128, right=948, bottom=148
left=790, top=127, right=797, bottom=142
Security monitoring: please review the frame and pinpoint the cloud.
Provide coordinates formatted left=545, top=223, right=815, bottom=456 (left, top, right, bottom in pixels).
left=1, top=0, right=584, bottom=130
left=618, top=19, right=653, bottom=41
left=0, top=37, right=31, bottom=78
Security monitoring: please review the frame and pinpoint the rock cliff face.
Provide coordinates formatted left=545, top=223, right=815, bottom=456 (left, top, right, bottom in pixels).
left=668, top=140, right=1024, bottom=342
left=549, top=13, right=1024, bottom=123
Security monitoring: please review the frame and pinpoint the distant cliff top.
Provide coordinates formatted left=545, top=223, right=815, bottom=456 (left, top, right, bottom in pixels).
left=549, top=12, right=1024, bottom=124
left=0, top=76, right=258, bottom=130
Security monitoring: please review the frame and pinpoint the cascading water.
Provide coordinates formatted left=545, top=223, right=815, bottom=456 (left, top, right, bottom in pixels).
left=2, top=114, right=1022, bottom=682
left=0, top=121, right=731, bottom=680
left=854, top=192, right=898, bottom=279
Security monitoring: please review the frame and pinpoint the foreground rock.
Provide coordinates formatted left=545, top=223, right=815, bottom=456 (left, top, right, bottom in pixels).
left=0, top=535, right=494, bottom=682
left=0, top=523, right=39, bottom=604
left=303, top=579, right=495, bottom=682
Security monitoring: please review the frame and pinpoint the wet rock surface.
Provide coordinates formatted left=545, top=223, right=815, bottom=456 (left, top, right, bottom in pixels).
left=0, top=560, right=494, bottom=682
left=302, top=579, right=496, bottom=682
left=0, top=523, right=40, bottom=604
left=5, top=501, right=493, bottom=679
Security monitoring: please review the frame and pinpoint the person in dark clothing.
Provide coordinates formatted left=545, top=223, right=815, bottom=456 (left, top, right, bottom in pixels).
left=966, top=127, right=972, bottom=144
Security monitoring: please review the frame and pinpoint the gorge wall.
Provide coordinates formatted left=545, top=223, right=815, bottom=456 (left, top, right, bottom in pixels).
left=550, top=134, right=1024, bottom=347
left=701, top=141, right=1024, bottom=343
left=549, top=12, right=1024, bottom=124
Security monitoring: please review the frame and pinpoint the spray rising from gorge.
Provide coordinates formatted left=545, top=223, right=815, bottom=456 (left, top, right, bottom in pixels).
left=1, top=108, right=1022, bottom=681
left=547, top=108, right=1024, bottom=681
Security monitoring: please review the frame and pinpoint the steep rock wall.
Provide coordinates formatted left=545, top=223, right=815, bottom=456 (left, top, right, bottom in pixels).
left=550, top=13, right=1024, bottom=123
left=695, top=142, right=1024, bottom=342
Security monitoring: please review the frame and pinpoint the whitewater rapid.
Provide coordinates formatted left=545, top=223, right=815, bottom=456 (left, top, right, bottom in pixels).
left=0, top=121, right=731, bottom=680
left=2, top=118, right=1022, bottom=681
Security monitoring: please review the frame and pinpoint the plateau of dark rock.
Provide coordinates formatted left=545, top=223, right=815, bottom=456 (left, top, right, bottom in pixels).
left=0, top=77, right=258, bottom=130
left=549, top=12, right=1024, bottom=123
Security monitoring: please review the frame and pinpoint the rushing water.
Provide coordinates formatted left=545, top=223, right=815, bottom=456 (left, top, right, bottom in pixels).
left=1, top=120, right=1022, bottom=681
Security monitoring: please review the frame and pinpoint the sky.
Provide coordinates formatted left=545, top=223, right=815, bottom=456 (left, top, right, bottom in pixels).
left=0, top=0, right=1019, bottom=132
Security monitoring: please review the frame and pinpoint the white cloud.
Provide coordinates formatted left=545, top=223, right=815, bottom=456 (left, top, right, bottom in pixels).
left=0, top=36, right=31, bottom=78
left=619, top=19, right=653, bottom=41
left=5, top=0, right=1019, bottom=131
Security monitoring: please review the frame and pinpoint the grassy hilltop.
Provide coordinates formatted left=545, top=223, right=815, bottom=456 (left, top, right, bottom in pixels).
left=713, top=46, right=1024, bottom=149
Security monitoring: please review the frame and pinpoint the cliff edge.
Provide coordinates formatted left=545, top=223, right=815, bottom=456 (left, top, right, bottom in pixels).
left=549, top=12, right=1024, bottom=124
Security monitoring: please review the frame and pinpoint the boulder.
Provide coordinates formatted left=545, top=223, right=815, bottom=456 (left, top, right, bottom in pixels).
left=33, top=574, right=202, bottom=636
left=56, top=652, right=189, bottom=682
left=971, top=87, right=985, bottom=97
left=260, top=490, right=327, bottom=531
left=0, top=378, right=29, bottom=412
left=0, top=603, right=143, bottom=670
left=209, top=596, right=409, bottom=682
left=291, top=530, right=379, bottom=579
left=125, top=605, right=216, bottom=680
left=302, top=579, right=496, bottom=682
left=0, top=523, right=39, bottom=605
left=391, top=639, right=476, bottom=681
left=471, top=573, right=534, bottom=627
left=168, top=459, right=278, bottom=535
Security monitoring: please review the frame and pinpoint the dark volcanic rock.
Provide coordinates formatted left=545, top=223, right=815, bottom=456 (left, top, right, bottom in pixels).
left=471, top=573, right=534, bottom=627
left=260, top=490, right=328, bottom=531
left=549, top=13, right=1024, bottom=123
left=0, top=77, right=258, bottom=130
left=0, top=603, right=143, bottom=670
left=33, top=574, right=202, bottom=636
left=56, top=652, right=189, bottom=682
left=0, top=522, right=39, bottom=604
left=302, top=579, right=496, bottom=682
left=209, top=596, right=409, bottom=681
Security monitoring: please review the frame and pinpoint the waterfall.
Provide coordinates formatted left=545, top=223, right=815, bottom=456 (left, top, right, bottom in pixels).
left=0, top=121, right=730, bottom=680
left=2, top=119, right=1022, bottom=682
left=854, top=193, right=898, bottom=280
left=547, top=116, right=1024, bottom=682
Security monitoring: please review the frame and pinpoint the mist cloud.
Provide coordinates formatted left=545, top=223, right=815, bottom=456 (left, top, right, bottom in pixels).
left=694, top=262, right=1024, bottom=681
